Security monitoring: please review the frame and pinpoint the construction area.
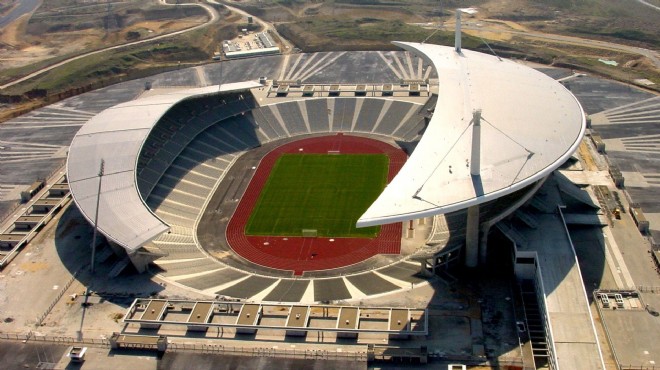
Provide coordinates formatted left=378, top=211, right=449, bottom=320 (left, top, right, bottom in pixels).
left=221, top=31, right=280, bottom=59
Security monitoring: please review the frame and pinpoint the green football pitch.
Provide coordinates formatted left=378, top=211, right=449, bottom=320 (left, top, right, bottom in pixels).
left=245, top=154, right=389, bottom=238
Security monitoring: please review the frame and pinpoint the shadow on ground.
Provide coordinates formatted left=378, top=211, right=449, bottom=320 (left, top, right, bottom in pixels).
left=54, top=205, right=164, bottom=307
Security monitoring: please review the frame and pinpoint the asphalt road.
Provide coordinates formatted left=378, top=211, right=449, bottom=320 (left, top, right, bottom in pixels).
left=0, top=0, right=40, bottom=30
left=432, top=23, right=660, bottom=69
left=636, top=0, right=660, bottom=11
left=493, top=27, right=660, bottom=69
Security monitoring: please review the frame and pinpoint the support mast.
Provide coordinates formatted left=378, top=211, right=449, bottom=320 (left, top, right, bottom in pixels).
left=90, top=159, right=104, bottom=274
left=470, top=109, right=482, bottom=176
left=455, top=10, right=462, bottom=53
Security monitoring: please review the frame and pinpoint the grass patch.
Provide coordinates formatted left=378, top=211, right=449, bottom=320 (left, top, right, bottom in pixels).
left=245, top=154, right=388, bottom=238
left=565, top=27, right=660, bottom=48
left=2, top=41, right=206, bottom=95
left=277, top=18, right=484, bottom=52
left=0, top=53, right=78, bottom=86
left=1, top=6, right=239, bottom=97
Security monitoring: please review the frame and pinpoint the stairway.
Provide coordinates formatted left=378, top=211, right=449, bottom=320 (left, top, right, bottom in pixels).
left=519, top=279, right=550, bottom=369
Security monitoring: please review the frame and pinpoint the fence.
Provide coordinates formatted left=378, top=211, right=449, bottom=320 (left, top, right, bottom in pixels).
left=167, top=342, right=368, bottom=361
left=0, top=332, right=109, bottom=347
left=638, top=286, right=660, bottom=294
left=0, top=332, right=29, bottom=341
left=35, top=269, right=81, bottom=327
left=1, top=331, right=367, bottom=361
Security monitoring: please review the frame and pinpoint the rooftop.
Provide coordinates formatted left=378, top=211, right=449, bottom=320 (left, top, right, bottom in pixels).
left=357, top=42, right=585, bottom=227
left=67, top=81, right=261, bottom=252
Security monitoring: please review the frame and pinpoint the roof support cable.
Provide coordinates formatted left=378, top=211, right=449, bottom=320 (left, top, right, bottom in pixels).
left=412, top=118, right=474, bottom=201
left=478, top=36, right=502, bottom=61
left=481, top=116, right=535, bottom=184
left=421, top=27, right=441, bottom=45
left=422, top=0, right=445, bottom=44
left=481, top=116, right=534, bottom=157
left=413, top=112, right=536, bottom=202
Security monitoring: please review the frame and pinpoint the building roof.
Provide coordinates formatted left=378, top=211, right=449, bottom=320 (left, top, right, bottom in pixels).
left=67, top=82, right=261, bottom=253
left=357, top=42, right=585, bottom=227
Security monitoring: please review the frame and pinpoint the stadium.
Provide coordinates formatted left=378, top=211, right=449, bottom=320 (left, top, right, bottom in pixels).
left=66, top=41, right=584, bottom=304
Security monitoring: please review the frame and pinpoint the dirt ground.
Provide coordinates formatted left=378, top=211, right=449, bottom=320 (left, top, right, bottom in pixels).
left=0, top=12, right=26, bottom=46
left=0, top=4, right=207, bottom=71
left=0, top=15, right=101, bottom=70
left=0, top=1, right=19, bottom=17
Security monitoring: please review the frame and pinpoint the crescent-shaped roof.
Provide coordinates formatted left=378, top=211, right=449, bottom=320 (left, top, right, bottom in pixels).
left=357, top=42, right=585, bottom=227
left=67, top=81, right=261, bottom=252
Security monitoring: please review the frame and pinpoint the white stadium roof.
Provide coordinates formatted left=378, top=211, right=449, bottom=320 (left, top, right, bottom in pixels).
left=357, top=42, right=585, bottom=227
left=67, top=81, right=261, bottom=252
left=68, top=42, right=584, bottom=252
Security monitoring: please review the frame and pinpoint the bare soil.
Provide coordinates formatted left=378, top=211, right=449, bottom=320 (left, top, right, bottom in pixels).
left=259, top=0, right=658, bottom=87
left=0, top=2, right=208, bottom=71
left=0, top=1, right=19, bottom=17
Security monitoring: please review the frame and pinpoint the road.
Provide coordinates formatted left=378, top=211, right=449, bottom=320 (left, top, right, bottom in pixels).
left=3, top=1, right=655, bottom=90
left=480, top=27, right=660, bottom=69
left=636, top=0, right=660, bottom=12
left=0, top=1, right=220, bottom=90
left=0, top=0, right=41, bottom=30
left=436, top=22, right=660, bottom=69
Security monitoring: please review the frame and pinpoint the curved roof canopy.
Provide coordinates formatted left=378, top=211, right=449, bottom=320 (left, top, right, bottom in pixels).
left=67, top=82, right=260, bottom=252
left=357, top=42, right=585, bottom=227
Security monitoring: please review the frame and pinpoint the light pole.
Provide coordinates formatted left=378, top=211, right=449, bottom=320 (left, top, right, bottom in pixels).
left=90, top=159, right=104, bottom=274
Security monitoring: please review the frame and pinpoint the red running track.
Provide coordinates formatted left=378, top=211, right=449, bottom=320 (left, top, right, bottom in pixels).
left=226, top=134, right=406, bottom=275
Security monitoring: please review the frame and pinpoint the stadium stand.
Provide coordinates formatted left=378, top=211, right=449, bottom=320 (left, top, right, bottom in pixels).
left=314, top=278, right=352, bottom=302
left=392, top=94, right=436, bottom=141
left=305, top=99, right=330, bottom=133
left=250, top=98, right=424, bottom=141
left=212, top=117, right=261, bottom=149
left=346, top=272, right=401, bottom=295
left=216, top=276, right=279, bottom=298
left=176, top=268, right=247, bottom=292
left=156, top=246, right=208, bottom=262
left=173, top=268, right=228, bottom=290
left=263, top=280, right=310, bottom=302
left=126, top=91, right=431, bottom=297
left=250, top=107, right=286, bottom=140
left=137, top=93, right=257, bottom=198
left=261, top=105, right=292, bottom=137
left=272, top=101, right=308, bottom=135
left=378, top=263, right=428, bottom=284
left=354, top=99, right=386, bottom=132
left=331, top=99, right=357, bottom=132
left=374, top=101, right=419, bottom=136
left=158, top=258, right=223, bottom=277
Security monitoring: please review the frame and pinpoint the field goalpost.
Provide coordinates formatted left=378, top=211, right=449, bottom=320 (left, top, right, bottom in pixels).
left=302, top=229, right=318, bottom=237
